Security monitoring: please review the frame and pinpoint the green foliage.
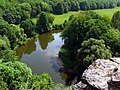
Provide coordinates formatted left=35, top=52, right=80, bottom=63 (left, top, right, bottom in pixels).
left=36, top=12, right=49, bottom=33
left=40, top=2, right=51, bottom=13
left=101, top=29, right=120, bottom=56
left=70, top=1, right=80, bottom=11
left=29, top=73, right=54, bottom=90
left=0, top=49, right=18, bottom=62
left=0, top=20, right=27, bottom=49
left=63, top=2, right=69, bottom=13
left=0, top=76, right=8, bottom=90
left=59, top=47, right=75, bottom=68
left=52, top=11, right=79, bottom=25
left=60, top=11, right=113, bottom=71
left=20, top=19, right=36, bottom=38
left=80, top=0, right=119, bottom=10
left=1, top=0, right=120, bottom=89
left=47, top=13, right=55, bottom=25
left=62, top=11, right=107, bottom=50
left=112, top=11, right=120, bottom=30
left=53, top=2, right=64, bottom=14
left=52, top=24, right=64, bottom=30
left=3, top=3, right=22, bottom=24
left=85, top=19, right=111, bottom=40
left=0, top=61, right=32, bottom=89
left=0, top=35, right=10, bottom=50
left=30, top=1, right=41, bottom=18
left=77, top=38, right=112, bottom=67
left=1, top=0, right=120, bottom=19
left=20, top=2, right=32, bottom=21
left=20, top=2, right=32, bottom=12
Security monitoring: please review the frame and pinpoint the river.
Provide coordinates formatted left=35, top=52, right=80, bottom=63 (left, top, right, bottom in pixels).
left=16, top=30, right=72, bottom=86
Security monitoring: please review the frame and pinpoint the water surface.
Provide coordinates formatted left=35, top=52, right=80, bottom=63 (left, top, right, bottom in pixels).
left=16, top=30, right=69, bottom=85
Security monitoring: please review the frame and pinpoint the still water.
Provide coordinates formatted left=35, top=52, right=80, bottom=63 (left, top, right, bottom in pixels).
left=16, top=30, right=70, bottom=85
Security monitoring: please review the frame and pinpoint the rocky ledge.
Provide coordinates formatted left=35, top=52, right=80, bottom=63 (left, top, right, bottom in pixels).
left=73, top=58, right=120, bottom=90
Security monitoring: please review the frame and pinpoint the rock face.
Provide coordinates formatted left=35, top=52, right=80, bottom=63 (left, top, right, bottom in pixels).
left=74, top=58, right=120, bottom=90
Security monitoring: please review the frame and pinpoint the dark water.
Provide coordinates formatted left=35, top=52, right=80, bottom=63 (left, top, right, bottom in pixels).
left=16, top=30, right=72, bottom=85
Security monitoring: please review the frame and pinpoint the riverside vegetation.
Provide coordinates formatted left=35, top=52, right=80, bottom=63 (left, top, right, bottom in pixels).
left=0, top=0, right=120, bottom=90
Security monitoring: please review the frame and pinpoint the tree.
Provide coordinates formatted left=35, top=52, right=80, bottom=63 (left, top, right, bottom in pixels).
left=0, top=49, right=18, bottom=62
left=70, top=1, right=80, bottom=11
left=0, top=76, right=8, bottom=90
left=0, top=20, right=27, bottom=49
left=61, top=11, right=104, bottom=50
left=36, top=12, right=49, bottom=33
left=2, top=4, right=21, bottom=24
left=40, top=2, right=51, bottom=13
left=112, top=11, right=120, bottom=31
left=77, top=38, right=112, bottom=67
left=63, top=2, right=69, bottom=13
left=60, top=11, right=112, bottom=70
left=0, top=35, right=10, bottom=50
left=20, top=19, right=35, bottom=38
left=47, top=13, right=54, bottom=25
left=100, top=29, right=120, bottom=56
left=30, top=1, right=41, bottom=17
left=53, top=2, right=64, bottom=14
left=85, top=19, right=111, bottom=40
left=20, top=2, right=32, bottom=21
left=0, top=36, right=18, bottom=62
left=29, top=73, right=54, bottom=90
left=80, top=1, right=87, bottom=10
left=0, top=61, right=32, bottom=89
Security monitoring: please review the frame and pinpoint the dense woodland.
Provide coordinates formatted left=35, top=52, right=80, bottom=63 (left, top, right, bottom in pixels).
left=0, top=0, right=120, bottom=90
left=59, top=11, right=120, bottom=72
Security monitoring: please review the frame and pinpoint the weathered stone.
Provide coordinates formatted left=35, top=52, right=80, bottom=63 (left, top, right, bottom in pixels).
left=110, top=58, right=120, bottom=64
left=108, top=71, right=120, bottom=88
left=81, top=59, right=118, bottom=90
left=74, top=58, right=120, bottom=90
left=73, top=81, right=87, bottom=90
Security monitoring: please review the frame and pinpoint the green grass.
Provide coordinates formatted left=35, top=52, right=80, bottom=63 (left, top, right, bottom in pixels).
left=30, top=7, right=120, bottom=25
left=52, top=11, right=80, bottom=25
left=51, top=7, right=120, bottom=25
left=31, top=18, right=38, bottom=24
left=30, top=12, right=80, bottom=25
left=94, top=7, right=120, bottom=19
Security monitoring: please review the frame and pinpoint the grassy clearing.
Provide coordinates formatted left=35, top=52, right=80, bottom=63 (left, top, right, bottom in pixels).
left=52, top=11, right=80, bottom=25
left=52, top=7, right=120, bottom=25
left=31, top=18, right=38, bottom=24
left=94, top=7, right=120, bottom=19
left=30, top=7, right=120, bottom=25
left=30, top=12, right=80, bottom=25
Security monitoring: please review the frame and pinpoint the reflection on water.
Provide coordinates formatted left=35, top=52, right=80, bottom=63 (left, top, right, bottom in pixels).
left=16, top=38, right=36, bottom=58
left=16, top=30, right=78, bottom=86
left=38, top=32, right=54, bottom=50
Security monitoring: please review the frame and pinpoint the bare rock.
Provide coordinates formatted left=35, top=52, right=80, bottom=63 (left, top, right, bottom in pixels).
left=73, top=81, right=87, bottom=90
left=108, top=71, right=120, bottom=89
left=74, top=58, right=120, bottom=90
left=110, top=58, right=120, bottom=64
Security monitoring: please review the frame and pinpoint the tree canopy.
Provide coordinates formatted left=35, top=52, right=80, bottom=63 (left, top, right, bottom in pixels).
left=112, top=11, right=120, bottom=31
left=60, top=11, right=119, bottom=72
left=77, top=38, right=112, bottom=67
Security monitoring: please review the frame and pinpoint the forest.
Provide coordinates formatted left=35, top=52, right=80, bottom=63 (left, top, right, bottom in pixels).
left=0, top=0, right=120, bottom=90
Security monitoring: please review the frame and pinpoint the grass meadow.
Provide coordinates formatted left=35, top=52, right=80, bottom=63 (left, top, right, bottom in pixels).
left=31, top=7, right=120, bottom=25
